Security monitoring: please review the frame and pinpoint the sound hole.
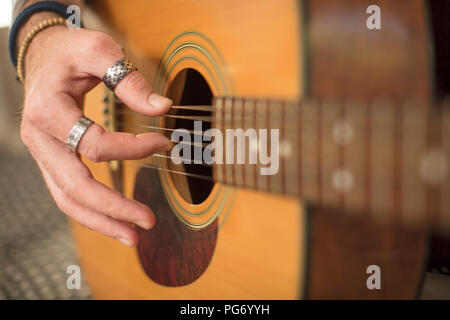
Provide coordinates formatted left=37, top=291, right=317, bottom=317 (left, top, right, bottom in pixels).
left=166, top=69, right=214, bottom=204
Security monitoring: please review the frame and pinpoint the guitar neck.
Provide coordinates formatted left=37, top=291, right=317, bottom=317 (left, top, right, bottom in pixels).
left=212, top=97, right=450, bottom=231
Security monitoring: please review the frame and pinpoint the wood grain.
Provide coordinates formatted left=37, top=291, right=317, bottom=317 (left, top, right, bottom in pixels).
left=305, top=0, right=431, bottom=299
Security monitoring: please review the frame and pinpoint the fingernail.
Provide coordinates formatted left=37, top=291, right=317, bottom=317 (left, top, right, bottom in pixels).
left=155, top=140, right=173, bottom=153
left=136, top=220, right=153, bottom=230
left=149, top=94, right=172, bottom=109
left=118, top=238, right=134, bottom=247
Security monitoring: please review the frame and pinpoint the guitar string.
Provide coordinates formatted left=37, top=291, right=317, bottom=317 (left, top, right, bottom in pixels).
left=112, top=112, right=440, bottom=128
left=113, top=139, right=450, bottom=186
left=114, top=113, right=213, bottom=122
left=126, top=161, right=215, bottom=182
left=112, top=120, right=438, bottom=142
left=113, top=101, right=448, bottom=114
left=115, top=110, right=446, bottom=183
left=111, top=105, right=214, bottom=112
left=120, top=124, right=202, bottom=135
left=113, top=119, right=413, bottom=129
left=112, top=118, right=443, bottom=173
left=115, top=123, right=289, bottom=171
left=127, top=159, right=449, bottom=228
left=129, top=155, right=434, bottom=188
left=104, top=104, right=447, bottom=184
left=170, top=105, right=214, bottom=111
left=114, top=105, right=442, bottom=118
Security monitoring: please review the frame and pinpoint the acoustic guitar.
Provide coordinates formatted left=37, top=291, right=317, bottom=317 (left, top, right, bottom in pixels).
left=71, top=0, right=450, bottom=299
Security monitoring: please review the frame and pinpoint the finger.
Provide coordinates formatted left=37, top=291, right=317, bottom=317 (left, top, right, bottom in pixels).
left=38, top=162, right=139, bottom=247
left=79, top=31, right=172, bottom=116
left=25, top=92, right=171, bottom=162
left=78, top=127, right=172, bottom=162
left=114, top=70, right=173, bottom=116
left=27, top=122, right=156, bottom=230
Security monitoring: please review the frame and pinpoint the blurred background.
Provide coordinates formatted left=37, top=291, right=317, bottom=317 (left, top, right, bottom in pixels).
left=0, top=1, right=90, bottom=299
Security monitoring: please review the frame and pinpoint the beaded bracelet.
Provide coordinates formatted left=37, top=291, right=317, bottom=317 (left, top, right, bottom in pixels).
left=16, top=17, right=66, bottom=84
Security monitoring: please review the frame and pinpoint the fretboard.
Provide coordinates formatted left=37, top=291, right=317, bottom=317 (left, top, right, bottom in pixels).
left=212, top=97, right=450, bottom=232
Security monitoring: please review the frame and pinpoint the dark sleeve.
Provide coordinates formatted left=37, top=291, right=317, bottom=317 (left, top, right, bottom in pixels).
left=11, top=0, right=85, bottom=21
left=12, top=0, right=28, bottom=19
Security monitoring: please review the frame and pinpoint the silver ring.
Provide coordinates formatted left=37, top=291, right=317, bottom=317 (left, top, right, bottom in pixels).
left=102, top=58, right=138, bottom=91
left=66, top=116, right=94, bottom=152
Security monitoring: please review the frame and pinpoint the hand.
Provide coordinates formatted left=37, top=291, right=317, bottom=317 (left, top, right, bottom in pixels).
left=19, top=24, right=173, bottom=247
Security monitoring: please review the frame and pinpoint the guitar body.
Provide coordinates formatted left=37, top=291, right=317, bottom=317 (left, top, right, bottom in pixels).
left=75, top=0, right=306, bottom=300
left=72, top=0, right=436, bottom=299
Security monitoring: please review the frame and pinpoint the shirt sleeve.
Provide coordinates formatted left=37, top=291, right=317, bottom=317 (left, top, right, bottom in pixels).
left=11, top=0, right=86, bottom=21
left=12, top=0, right=28, bottom=19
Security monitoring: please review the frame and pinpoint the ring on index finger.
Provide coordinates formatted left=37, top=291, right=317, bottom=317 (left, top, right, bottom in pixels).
left=102, top=58, right=138, bottom=92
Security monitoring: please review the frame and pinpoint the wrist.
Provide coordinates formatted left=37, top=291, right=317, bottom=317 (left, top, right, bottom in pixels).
left=21, top=22, right=68, bottom=85
left=15, top=11, right=62, bottom=60
left=9, top=1, right=85, bottom=68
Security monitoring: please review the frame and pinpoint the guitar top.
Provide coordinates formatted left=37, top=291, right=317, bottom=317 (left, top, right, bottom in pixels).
left=71, top=0, right=450, bottom=299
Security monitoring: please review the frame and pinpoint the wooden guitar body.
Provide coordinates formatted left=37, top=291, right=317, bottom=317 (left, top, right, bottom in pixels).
left=71, top=0, right=445, bottom=299
left=75, top=0, right=305, bottom=299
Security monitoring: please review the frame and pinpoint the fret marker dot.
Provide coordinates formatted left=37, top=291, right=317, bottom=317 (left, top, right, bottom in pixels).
left=332, top=121, right=354, bottom=146
left=279, top=141, right=292, bottom=159
left=332, top=168, right=354, bottom=194
left=419, top=150, right=448, bottom=186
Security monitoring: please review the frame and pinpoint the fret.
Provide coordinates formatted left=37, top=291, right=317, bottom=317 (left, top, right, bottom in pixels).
left=320, top=101, right=343, bottom=209
left=402, top=100, right=426, bottom=226
left=213, top=97, right=224, bottom=183
left=244, top=98, right=256, bottom=189
left=270, top=100, right=284, bottom=194
left=240, top=97, right=246, bottom=188
left=300, top=100, right=320, bottom=204
left=423, top=110, right=445, bottom=228
left=256, top=100, right=270, bottom=192
left=284, top=102, right=299, bottom=196
left=440, top=104, right=450, bottom=234
left=343, top=100, right=366, bottom=214
left=224, top=98, right=233, bottom=186
left=370, top=100, right=395, bottom=221
left=209, top=96, right=449, bottom=233
left=392, top=105, right=403, bottom=221
left=233, top=98, right=245, bottom=188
